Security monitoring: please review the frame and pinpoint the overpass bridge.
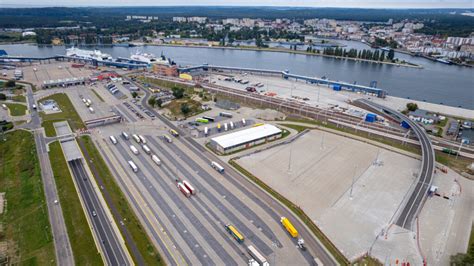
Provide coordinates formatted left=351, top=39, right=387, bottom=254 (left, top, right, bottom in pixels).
left=179, top=64, right=387, bottom=98
left=357, top=99, right=435, bottom=230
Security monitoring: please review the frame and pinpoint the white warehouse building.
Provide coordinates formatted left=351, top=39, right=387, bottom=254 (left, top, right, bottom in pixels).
left=210, top=124, right=282, bottom=154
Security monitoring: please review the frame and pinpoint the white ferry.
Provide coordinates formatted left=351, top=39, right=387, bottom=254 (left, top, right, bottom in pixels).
left=66, top=47, right=113, bottom=61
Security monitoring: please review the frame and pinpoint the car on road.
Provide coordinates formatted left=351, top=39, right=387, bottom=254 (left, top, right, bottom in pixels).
left=92, top=210, right=97, bottom=217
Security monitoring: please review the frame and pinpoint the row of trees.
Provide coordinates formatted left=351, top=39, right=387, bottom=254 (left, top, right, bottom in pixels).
left=319, top=47, right=395, bottom=62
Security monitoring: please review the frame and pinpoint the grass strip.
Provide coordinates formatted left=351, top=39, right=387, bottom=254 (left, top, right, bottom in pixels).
left=3, top=102, right=27, bottom=116
left=91, top=89, right=105, bottom=102
left=49, top=141, right=103, bottom=265
left=0, top=130, right=55, bottom=265
left=39, top=93, right=84, bottom=137
left=79, top=136, right=164, bottom=265
left=228, top=159, right=350, bottom=265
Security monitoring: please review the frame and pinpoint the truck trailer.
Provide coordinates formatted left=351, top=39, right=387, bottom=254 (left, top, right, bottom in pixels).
left=211, top=161, right=224, bottom=173
left=280, top=217, right=298, bottom=238
left=183, top=180, right=196, bottom=195
left=128, top=160, right=138, bottom=172
left=130, top=145, right=139, bottom=155
left=177, top=182, right=191, bottom=197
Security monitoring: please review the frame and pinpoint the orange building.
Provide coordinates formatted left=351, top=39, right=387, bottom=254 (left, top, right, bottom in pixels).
left=152, top=64, right=178, bottom=77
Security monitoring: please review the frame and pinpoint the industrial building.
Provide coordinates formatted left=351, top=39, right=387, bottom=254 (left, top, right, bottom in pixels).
left=210, top=124, right=282, bottom=154
left=42, top=77, right=86, bottom=89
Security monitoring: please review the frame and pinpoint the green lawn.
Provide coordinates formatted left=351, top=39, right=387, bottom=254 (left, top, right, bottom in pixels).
left=79, top=136, right=163, bottom=266
left=39, top=93, right=84, bottom=137
left=0, top=130, right=55, bottom=265
left=11, top=95, right=26, bottom=103
left=48, top=141, right=103, bottom=265
left=3, top=102, right=27, bottom=116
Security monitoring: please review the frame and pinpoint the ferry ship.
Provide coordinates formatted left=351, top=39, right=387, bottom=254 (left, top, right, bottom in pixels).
left=130, top=51, right=171, bottom=65
left=66, top=47, right=113, bottom=61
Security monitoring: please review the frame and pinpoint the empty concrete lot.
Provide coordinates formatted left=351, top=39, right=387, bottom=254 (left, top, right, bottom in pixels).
left=236, top=129, right=420, bottom=260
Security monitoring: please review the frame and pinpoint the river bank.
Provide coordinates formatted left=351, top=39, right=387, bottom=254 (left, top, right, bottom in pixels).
left=132, top=42, right=423, bottom=69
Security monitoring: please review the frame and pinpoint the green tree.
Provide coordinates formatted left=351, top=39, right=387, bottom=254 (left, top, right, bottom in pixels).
left=5, top=80, right=15, bottom=87
left=380, top=51, right=386, bottom=61
left=131, top=91, right=138, bottom=98
left=180, top=103, right=190, bottom=115
left=156, top=98, right=163, bottom=108
left=172, top=86, right=185, bottom=99
left=406, top=102, right=418, bottom=112
left=147, top=96, right=156, bottom=107
left=0, top=93, right=6, bottom=100
left=387, top=49, right=395, bottom=61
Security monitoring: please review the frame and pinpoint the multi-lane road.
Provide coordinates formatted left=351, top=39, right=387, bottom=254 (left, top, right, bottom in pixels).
left=68, top=158, right=130, bottom=265
left=357, top=99, right=435, bottom=230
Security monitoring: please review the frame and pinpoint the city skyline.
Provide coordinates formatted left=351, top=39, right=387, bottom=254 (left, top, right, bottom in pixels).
left=1, top=0, right=474, bottom=8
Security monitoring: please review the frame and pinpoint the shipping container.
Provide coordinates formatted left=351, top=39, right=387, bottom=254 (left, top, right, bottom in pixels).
left=178, top=182, right=191, bottom=197
left=183, top=180, right=196, bottom=195
left=139, top=135, right=147, bottom=144
left=247, top=245, right=268, bottom=266
left=219, top=112, right=233, bottom=118
left=142, top=144, right=151, bottom=154
left=130, top=145, right=139, bottom=155
left=128, top=160, right=138, bottom=172
left=151, top=154, right=161, bottom=166
left=365, top=113, right=377, bottom=123
left=132, top=134, right=141, bottom=143
left=211, top=161, right=225, bottom=173
left=332, top=85, right=342, bottom=91
left=109, top=135, right=118, bottom=144
left=281, top=217, right=298, bottom=238
left=122, top=132, right=130, bottom=140
left=225, top=224, right=244, bottom=243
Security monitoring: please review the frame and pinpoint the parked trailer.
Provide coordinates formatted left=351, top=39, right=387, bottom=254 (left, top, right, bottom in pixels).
left=128, top=160, right=138, bottom=172
left=164, top=135, right=173, bottom=143
left=247, top=245, right=269, bottom=266
left=177, top=182, right=191, bottom=197
left=142, top=144, right=151, bottom=154
left=86, top=99, right=92, bottom=105
left=122, top=132, right=130, bottom=140
left=219, top=112, right=233, bottom=118
left=82, top=98, right=87, bottom=103
left=182, top=180, right=196, bottom=195
left=242, top=118, right=246, bottom=126
left=230, top=121, right=234, bottom=129
left=138, top=135, right=147, bottom=144
left=132, top=134, right=141, bottom=143
left=281, top=217, right=298, bottom=238
left=204, top=127, right=209, bottom=136
left=211, top=161, right=224, bottom=173
left=151, top=154, right=161, bottom=166
left=88, top=107, right=94, bottom=113
left=85, top=102, right=91, bottom=107
left=109, top=135, right=118, bottom=144
left=202, top=116, right=215, bottom=122
left=130, top=145, right=139, bottom=155
left=224, top=123, right=228, bottom=131
left=225, top=224, right=244, bottom=243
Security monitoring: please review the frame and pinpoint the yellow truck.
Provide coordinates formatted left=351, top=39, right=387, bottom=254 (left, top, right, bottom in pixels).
left=280, top=217, right=298, bottom=238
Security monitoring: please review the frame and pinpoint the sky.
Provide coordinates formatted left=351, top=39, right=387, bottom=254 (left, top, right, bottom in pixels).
left=1, top=0, right=473, bottom=8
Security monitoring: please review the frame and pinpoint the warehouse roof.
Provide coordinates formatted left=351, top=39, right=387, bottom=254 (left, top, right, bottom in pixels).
left=211, top=124, right=282, bottom=149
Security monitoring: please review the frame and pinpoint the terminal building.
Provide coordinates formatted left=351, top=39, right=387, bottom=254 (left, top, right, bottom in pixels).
left=210, top=124, right=282, bottom=154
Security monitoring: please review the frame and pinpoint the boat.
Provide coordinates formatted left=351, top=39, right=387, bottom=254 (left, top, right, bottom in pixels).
left=462, top=121, right=472, bottom=129
left=436, top=58, right=452, bottom=65
left=66, top=47, right=113, bottom=61
left=130, top=51, right=173, bottom=65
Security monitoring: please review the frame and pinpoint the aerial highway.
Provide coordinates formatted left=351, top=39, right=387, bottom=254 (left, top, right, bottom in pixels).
left=68, top=158, right=130, bottom=265
left=357, top=99, right=435, bottom=230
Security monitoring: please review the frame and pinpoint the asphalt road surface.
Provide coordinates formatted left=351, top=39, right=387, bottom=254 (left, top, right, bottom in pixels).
left=68, top=158, right=129, bottom=265
left=357, top=99, right=435, bottom=230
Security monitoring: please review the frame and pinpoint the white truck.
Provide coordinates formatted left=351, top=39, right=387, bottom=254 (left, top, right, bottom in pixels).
left=132, top=134, right=141, bottom=143
left=130, top=145, right=139, bottom=155
left=142, top=144, right=151, bottom=154
left=128, top=160, right=138, bottom=172
left=109, top=135, right=118, bottom=144
left=151, top=154, right=161, bottom=166
left=211, top=161, right=224, bottom=173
